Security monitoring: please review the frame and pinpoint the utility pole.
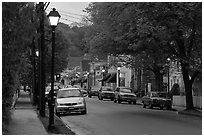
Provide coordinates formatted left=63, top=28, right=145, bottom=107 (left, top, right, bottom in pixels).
left=32, top=38, right=37, bottom=105
left=39, top=2, right=45, bottom=117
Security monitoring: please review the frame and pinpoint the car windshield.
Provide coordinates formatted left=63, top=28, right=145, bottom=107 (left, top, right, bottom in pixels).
left=92, top=87, right=99, bottom=90
left=120, top=88, right=131, bottom=93
left=102, top=87, right=112, bottom=91
left=57, top=89, right=82, bottom=98
left=151, top=93, right=159, bottom=97
left=151, top=93, right=167, bottom=97
left=158, top=93, right=167, bottom=97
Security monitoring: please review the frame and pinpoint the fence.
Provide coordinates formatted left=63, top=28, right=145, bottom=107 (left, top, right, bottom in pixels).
left=173, top=96, right=202, bottom=109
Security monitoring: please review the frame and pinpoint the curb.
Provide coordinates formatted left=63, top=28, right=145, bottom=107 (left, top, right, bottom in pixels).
left=138, top=101, right=202, bottom=118
left=54, top=114, right=76, bottom=134
left=177, top=110, right=202, bottom=118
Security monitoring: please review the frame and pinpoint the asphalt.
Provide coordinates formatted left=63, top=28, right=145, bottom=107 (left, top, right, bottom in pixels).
left=5, top=90, right=202, bottom=135
left=6, top=90, right=48, bottom=135
left=137, top=98, right=202, bottom=117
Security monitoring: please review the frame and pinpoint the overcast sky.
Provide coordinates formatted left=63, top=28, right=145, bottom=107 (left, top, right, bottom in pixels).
left=46, top=2, right=90, bottom=25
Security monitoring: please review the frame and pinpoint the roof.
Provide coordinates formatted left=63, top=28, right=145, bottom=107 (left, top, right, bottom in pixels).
left=59, top=87, right=79, bottom=91
left=106, top=73, right=116, bottom=83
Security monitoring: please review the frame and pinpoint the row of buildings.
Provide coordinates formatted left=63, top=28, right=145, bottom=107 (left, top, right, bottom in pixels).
left=60, top=54, right=201, bottom=99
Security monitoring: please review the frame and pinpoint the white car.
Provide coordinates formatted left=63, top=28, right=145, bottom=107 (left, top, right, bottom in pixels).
left=55, top=88, right=87, bottom=115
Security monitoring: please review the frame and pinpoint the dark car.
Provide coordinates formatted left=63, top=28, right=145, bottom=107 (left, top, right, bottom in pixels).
left=88, top=86, right=100, bottom=98
left=80, top=89, right=88, bottom=97
left=141, top=92, right=172, bottom=110
left=114, top=87, right=137, bottom=104
left=98, top=86, right=114, bottom=101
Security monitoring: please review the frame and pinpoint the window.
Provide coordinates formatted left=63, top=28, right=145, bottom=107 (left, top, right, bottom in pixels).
left=57, top=89, right=82, bottom=98
left=120, top=88, right=131, bottom=93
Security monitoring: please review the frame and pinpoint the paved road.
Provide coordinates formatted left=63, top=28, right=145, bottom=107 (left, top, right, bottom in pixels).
left=60, top=97, right=202, bottom=135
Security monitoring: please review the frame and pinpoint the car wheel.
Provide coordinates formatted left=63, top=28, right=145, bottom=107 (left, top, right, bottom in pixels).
left=160, top=106, right=164, bottom=110
left=81, top=109, right=87, bottom=114
left=128, top=101, right=131, bottom=104
left=111, top=98, right=114, bottom=101
left=55, top=109, right=60, bottom=116
left=167, top=106, right=172, bottom=110
left=143, top=103, right=146, bottom=108
left=148, top=103, right=153, bottom=109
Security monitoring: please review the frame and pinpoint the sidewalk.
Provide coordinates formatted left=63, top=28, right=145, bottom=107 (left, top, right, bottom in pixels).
left=137, top=98, right=202, bottom=117
left=6, top=90, right=48, bottom=135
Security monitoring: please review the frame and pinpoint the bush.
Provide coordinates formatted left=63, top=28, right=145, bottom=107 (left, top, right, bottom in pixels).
left=170, top=83, right=180, bottom=95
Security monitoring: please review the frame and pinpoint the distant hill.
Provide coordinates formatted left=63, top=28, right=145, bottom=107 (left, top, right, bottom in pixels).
left=57, top=23, right=85, bottom=57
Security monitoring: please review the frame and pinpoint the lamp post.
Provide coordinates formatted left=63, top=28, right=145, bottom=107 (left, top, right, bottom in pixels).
left=47, top=8, right=61, bottom=129
left=102, top=69, right=105, bottom=86
left=117, top=67, right=121, bottom=87
left=87, top=72, right=89, bottom=90
left=167, top=58, right=171, bottom=93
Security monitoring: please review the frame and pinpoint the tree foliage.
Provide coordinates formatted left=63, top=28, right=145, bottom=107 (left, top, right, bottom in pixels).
left=85, top=2, right=202, bottom=109
left=2, top=2, right=36, bottom=132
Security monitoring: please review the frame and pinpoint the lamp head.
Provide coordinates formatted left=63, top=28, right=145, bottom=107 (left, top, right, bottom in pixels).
left=47, top=8, right=61, bottom=27
left=117, top=67, right=121, bottom=71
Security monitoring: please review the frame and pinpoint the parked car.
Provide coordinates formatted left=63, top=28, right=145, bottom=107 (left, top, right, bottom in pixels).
left=80, top=89, right=88, bottom=97
left=88, top=86, right=100, bottom=98
left=72, top=85, right=88, bottom=97
left=141, top=92, right=172, bottom=110
left=55, top=88, right=87, bottom=115
left=98, top=86, right=114, bottom=101
left=114, top=87, right=137, bottom=104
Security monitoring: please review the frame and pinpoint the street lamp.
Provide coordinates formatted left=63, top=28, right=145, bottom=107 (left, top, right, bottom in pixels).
left=47, top=8, right=61, bottom=129
left=87, top=72, right=89, bottom=90
left=167, top=58, right=171, bottom=93
left=117, top=67, right=121, bottom=87
left=36, top=51, right=39, bottom=56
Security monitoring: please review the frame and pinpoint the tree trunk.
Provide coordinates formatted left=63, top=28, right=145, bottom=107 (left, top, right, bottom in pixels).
left=181, top=62, right=194, bottom=110
left=154, top=71, right=163, bottom=91
left=137, top=68, right=142, bottom=92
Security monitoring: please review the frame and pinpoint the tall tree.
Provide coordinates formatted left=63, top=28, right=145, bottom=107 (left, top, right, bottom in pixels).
left=85, top=2, right=202, bottom=109
left=85, top=2, right=171, bottom=90
left=137, top=2, right=202, bottom=109
left=2, top=2, right=36, bottom=132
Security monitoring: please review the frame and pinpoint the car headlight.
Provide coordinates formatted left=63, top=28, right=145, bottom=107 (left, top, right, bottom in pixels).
left=77, top=101, right=83, bottom=105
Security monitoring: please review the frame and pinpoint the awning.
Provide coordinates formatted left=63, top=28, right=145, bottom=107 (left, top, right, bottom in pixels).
left=75, top=78, right=82, bottom=83
left=81, top=78, right=87, bottom=83
left=103, top=73, right=111, bottom=81
left=75, top=77, right=87, bottom=83
left=106, top=73, right=116, bottom=83
left=98, top=73, right=111, bottom=82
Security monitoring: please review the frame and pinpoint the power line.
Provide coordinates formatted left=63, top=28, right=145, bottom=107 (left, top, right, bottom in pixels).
left=61, top=17, right=78, bottom=23
left=61, top=18, right=85, bottom=26
left=60, top=13, right=82, bottom=20
left=44, top=2, right=50, bottom=10
left=58, top=9, right=85, bottom=17
left=47, top=9, right=85, bottom=21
